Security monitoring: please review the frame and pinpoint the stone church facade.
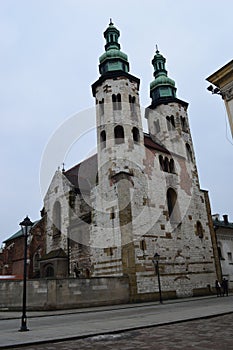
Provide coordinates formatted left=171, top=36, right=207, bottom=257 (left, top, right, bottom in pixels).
left=41, top=21, right=219, bottom=301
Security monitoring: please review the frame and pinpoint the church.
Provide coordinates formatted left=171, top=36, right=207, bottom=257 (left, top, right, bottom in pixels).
left=40, top=20, right=219, bottom=301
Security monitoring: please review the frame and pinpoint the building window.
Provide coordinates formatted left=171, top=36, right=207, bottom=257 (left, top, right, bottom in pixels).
left=140, top=239, right=147, bottom=252
left=166, top=115, right=175, bottom=131
left=169, top=159, right=175, bottom=173
left=154, top=120, right=160, bottom=133
left=114, top=125, right=124, bottom=144
left=99, top=98, right=104, bottom=115
left=159, top=156, right=175, bottom=174
left=218, top=246, right=223, bottom=260
left=33, top=251, right=40, bottom=274
left=129, top=95, right=136, bottom=114
left=117, top=94, right=122, bottom=110
left=132, top=127, right=140, bottom=143
left=112, top=94, right=122, bottom=110
left=180, top=116, right=187, bottom=132
left=159, top=155, right=164, bottom=170
left=196, top=221, right=204, bottom=238
left=53, top=201, right=61, bottom=236
left=100, top=130, right=106, bottom=150
left=104, top=247, right=114, bottom=256
left=110, top=208, right=115, bottom=220
left=164, top=157, right=169, bottom=172
left=112, top=94, right=116, bottom=110
left=227, top=252, right=232, bottom=262
left=45, top=265, right=54, bottom=278
left=186, top=143, right=193, bottom=162
left=167, top=188, right=179, bottom=223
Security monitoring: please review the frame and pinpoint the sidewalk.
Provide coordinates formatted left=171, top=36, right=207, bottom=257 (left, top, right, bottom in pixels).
left=0, top=293, right=223, bottom=320
left=0, top=295, right=233, bottom=348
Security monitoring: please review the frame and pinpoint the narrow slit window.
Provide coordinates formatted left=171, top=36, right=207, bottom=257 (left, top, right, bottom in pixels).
left=186, top=143, right=193, bottom=162
left=99, top=98, right=104, bottom=115
left=132, top=127, right=140, bottom=143
left=100, top=130, right=106, bottom=150
left=167, top=188, right=179, bottom=223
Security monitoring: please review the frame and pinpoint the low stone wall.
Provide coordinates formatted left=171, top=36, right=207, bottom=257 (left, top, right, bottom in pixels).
left=0, top=276, right=129, bottom=310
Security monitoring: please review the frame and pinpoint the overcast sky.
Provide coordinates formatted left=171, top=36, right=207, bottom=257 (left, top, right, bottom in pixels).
left=1, top=0, right=232, bottom=244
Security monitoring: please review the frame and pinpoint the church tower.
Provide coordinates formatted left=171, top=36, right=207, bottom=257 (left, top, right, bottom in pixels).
left=146, top=48, right=195, bottom=164
left=91, top=21, right=145, bottom=296
left=92, top=20, right=144, bottom=170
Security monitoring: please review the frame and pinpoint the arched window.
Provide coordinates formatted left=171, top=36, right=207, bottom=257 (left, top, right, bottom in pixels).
left=166, top=116, right=171, bottom=131
left=218, top=246, right=223, bottom=260
left=186, top=143, right=193, bottom=162
left=196, top=221, right=204, bottom=238
left=180, top=116, right=187, bottom=132
left=159, top=155, right=164, bottom=170
left=112, top=94, right=122, bottom=110
left=33, top=251, right=40, bottom=274
left=112, top=94, right=117, bottom=110
left=166, top=115, right=175, bottom=131
left=45, top=265, right=54, bottom=278
left=167, top=188, right=179, bottom=223
left=117, top=93, right=122, bottom=110
left=170, top=115, right=175, bottom=128
left=114, top=125, right=124, bottom=144
left=164, top=157, right=169, bottom=172
left=100, top=130, right=106, bottom=150
left=129, top=95, right=136, bottom=114
left=99, top=98, right=104, bottom=115
left=53, top=201, right=61, bottom=236
left=169, top=159, right=175, bottom=173
left=110, top=34, right=113, bottom=42
left=132, top=127, right=140, bottom=143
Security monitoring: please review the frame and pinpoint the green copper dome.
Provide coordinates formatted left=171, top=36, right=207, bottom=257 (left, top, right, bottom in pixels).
left=99, top=49, right=128, bottom=63
left=99, top=20, right=129, bottom=75
left=150, top=75, right=176, bottom=90
left=150, top=47, right=177, bottom=103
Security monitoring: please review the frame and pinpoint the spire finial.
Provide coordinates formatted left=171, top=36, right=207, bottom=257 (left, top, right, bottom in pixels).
left=62, top=162, right=65, bottom=173
left=156, top=44, right=159, bottom=53
left=109, top=18, right=113, bottom=25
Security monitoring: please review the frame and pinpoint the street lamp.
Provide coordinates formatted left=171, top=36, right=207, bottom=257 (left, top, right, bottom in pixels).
left=19, top=216, right=33, bottom=332
left=152, top=252, right=163, bottom=304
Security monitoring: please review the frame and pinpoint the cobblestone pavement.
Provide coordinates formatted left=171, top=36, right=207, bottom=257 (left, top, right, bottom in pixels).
left=11, top=313, right=233, bottom=350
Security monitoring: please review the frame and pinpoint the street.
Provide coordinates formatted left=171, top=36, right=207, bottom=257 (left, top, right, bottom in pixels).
left=1, top=296, right=233, bottom=349
left=10, top=313, right=233, bottom=350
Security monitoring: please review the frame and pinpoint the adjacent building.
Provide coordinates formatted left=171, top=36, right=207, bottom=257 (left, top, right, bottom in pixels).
left=0, top=218, right=45, bottom=278
left=206, top=60, right=233, bottom=138
left=213, top=214, right=233, bottom=287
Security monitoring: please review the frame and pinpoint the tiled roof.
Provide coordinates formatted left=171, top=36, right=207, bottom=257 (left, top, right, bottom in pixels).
left=64, top=154, right=97, bottom=192
left=143, top=133, right=170, bottom=154
left=3, top=228, right=22, bottom=243
left=3, top=220, right=40, bottom=244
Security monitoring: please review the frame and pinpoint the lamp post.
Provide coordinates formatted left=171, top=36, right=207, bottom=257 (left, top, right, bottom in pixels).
left=19, top=216, right=33, bottom=332
left=152, top=252, right=163, bottom=304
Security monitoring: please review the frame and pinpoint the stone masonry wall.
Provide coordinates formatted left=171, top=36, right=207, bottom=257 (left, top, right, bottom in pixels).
left=0, top=276, right=129, bottom=310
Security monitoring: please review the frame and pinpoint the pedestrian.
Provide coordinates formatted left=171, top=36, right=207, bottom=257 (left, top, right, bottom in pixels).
left=222, top=278, right=229, bottom=296
left=73, top=263, right=80, bottom=278
left=215, top=280, right=222, bottom=297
